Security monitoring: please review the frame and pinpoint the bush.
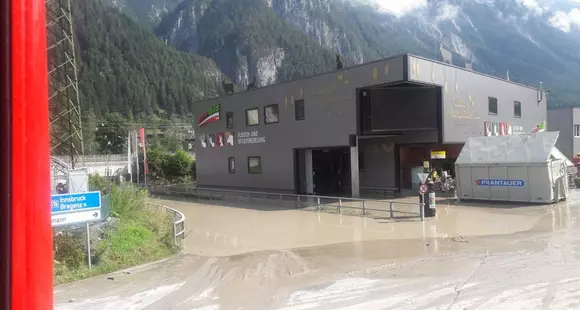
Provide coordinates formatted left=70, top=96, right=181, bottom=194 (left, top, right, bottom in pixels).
left=89, top=174, right=108, bottom=193
left=109, top=185, right=148, bottom=219
left=53, top=230, right=86, bottom=269
left=140, top=148, right=194, bottom=184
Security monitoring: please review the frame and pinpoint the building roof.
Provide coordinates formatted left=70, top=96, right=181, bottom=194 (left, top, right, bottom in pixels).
left=194, top=53, right=541, bottom=106
left=455, top=131, right=561, bottom=165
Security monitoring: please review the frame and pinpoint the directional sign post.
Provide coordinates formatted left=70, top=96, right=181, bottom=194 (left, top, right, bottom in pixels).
left=51, top=191, right=102, bottom=227
left=51, top=191, right=102, bottom=269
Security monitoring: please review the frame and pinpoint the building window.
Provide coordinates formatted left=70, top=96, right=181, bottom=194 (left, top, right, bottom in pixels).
left=488, top=97, right=498, bottom=115
left=248, top=156, right=262, bottom=174
left=246, top=108, right=259, bottom=126
left=358, top=152, right=364, bottom=172
left=514, top=101, right=521, bottom=118
left=228, top=157, right=235, bottom=173
left=264, top=104, right=279, bottom=124
left=226, top=112, right=234, bottom=129
left=575, top=124, right=580, bottom=137
left=295, top=99, right=305, bottom=121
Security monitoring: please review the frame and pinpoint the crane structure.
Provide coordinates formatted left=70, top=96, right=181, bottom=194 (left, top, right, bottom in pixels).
left=46, top=0, right=84, bottom=169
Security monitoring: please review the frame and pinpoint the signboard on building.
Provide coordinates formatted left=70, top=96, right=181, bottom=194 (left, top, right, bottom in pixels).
left=484, top=121, right=525, bottom=136
left=430, top=150, right=446, bottom=159
left=197, top=104, right=220, bottom=127
left=51, top=191, right=102, bottom=227
left=238, top=131, right=266, bottom=144
left=476, top=179, right=525, bottom=187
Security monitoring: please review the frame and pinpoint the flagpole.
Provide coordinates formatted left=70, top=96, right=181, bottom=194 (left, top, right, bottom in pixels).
left=127, top=131, right=132, bottom=183
left=134, top=130, right=140, bottom=185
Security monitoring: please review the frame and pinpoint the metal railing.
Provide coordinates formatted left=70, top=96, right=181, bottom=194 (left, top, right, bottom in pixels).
left=53, top=154, right=129, bottom=164
left=146, top=202, right=186, bottom=245
left=149, top=184, right=425, bottom=221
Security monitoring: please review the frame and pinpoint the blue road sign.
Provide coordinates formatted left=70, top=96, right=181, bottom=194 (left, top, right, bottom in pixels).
left=51, top=191, right=102, bottom=214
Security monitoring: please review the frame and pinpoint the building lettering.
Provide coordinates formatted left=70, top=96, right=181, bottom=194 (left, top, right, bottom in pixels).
left=311, top=80, right=352, bottom=104
left=237, top=131, right=266, bottom=144
left=449, top=97, right=480, bottom=120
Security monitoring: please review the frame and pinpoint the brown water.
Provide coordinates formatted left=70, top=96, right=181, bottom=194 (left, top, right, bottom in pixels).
left=166, top=197, right=553, bottom=257
left=54, top=192, right=580, bottom=310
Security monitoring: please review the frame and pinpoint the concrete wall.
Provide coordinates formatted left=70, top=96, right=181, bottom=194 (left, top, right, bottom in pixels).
left=408, top=56, right=547, bottom=143
left=194, top=56, right=406, bottom=191
left=547, top=108, right=573, bottom=159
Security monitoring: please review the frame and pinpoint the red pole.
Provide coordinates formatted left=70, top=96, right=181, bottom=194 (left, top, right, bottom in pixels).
left=11, top=0, right=53, bottom=308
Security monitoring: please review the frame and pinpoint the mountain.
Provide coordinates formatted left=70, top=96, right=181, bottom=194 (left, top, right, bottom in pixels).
left=108, top=0, right=580, bottom=107
left=154, top=0, right=336, bottom=87
left=98, top=0, right=183, bottom=26
left=72, top=0, right=223, bottom=119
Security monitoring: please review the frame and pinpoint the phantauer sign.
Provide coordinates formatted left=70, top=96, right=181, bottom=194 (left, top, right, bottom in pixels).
left=476, top=179, right=525, bottom=187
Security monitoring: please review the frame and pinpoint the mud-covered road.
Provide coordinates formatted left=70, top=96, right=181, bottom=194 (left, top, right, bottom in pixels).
left=55, top=193, right=580, bottom=309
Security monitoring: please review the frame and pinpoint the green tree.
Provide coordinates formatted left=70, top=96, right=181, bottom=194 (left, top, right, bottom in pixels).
left=95, top=113, right=128, bottom=154
left=166, top=150, right=194, bottom=183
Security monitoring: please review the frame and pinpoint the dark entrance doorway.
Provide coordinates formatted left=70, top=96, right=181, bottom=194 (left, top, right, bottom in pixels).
left=312, top=148, right=350, bottom=196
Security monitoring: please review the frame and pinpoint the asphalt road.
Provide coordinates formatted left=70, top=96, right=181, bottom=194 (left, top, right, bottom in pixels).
left=55, top=191, right=580, bottom=309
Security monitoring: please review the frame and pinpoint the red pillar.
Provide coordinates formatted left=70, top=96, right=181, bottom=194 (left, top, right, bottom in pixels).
left=11, top=0, right=53, bottom=308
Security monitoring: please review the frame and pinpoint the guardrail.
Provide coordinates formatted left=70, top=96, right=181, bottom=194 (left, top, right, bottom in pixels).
left=149, top=184, right=425, bottom=221
left=146, top=202, right=186, bottom=245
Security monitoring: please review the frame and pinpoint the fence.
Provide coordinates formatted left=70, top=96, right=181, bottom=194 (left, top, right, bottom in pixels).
left=149, top=184, right=425, bottom=221
left=53, top=154, right=128, bottom=164
left=146, top=202, right=186, bottom=245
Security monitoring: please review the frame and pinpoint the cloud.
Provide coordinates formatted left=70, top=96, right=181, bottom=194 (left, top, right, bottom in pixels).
left=549, top=8, right=580, bottom=31
left=517, top=0, right=546, bottom=14
left=369, top=0, right=428, bottom=16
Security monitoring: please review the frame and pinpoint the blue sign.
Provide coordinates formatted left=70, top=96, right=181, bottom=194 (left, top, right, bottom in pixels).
left=476, top=179, right=525, bottom=187
left=51, top=191, right=102, bottom=214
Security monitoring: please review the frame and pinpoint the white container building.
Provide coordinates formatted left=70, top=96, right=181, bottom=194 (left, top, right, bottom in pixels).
left=455, top=131, right=569, bottom=204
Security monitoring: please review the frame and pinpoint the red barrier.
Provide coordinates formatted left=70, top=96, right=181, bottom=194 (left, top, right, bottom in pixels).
left=11, top=0, right=53, bottom=308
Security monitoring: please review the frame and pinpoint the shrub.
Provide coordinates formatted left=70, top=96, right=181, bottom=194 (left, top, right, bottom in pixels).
left=53, top=185, right=178, bottom=285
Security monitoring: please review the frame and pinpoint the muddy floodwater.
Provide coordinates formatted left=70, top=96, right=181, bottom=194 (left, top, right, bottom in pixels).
left=55, top=192, right=580, bottom=309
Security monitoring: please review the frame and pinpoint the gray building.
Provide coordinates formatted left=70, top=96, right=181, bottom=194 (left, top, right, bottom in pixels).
left=548, top=107, right=580, bottom=160
left=194, top=54, right=547, bottom=197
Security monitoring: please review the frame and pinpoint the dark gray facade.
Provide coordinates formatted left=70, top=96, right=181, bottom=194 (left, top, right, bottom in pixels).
left=547, top=107, right=578, bottom=159
left=194, top=54, right=547, bottom=195
left=408, top=56, right=547, bottom=143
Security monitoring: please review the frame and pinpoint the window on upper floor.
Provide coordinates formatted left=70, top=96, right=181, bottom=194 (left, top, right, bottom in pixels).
left=514, top=101, right=521, bottom=118
left=574, top=124, right=580, bottom=137
left=226, top=112, right=234, bottom=129
left=246, top=108, right=259, bottom=126
left=488, top=97, right=498, bottom=115
left=295, top=99, right=305, bottom=121
left=264, top=104, right=279, bottom=124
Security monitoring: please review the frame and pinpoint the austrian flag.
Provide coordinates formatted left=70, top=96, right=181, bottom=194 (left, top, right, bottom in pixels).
left=197, top=104, right=221, bottom=127
left=531, top=121, right=545, bottom=133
